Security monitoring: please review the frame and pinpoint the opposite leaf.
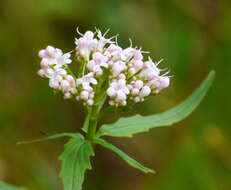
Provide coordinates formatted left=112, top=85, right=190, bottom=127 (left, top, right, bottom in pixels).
left=0, top=182, right=27, bottom=190
left=59, top=135, right=94, bottom=190
left=93, top=138, right=155, bottom=173
left=97, top=71, right=215, bottom=137
left=17, top=133, right=80, bottom=145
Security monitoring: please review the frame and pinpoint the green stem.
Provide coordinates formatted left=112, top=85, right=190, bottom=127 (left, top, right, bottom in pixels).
left=86, top=105, right=99, bottom=139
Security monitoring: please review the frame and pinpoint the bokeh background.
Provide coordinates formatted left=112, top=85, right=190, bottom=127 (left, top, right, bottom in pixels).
left=0, top=0, right=231, bottom=189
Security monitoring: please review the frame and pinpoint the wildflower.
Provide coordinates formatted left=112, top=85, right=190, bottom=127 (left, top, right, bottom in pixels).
left=38, top=28, right=170, bottom=107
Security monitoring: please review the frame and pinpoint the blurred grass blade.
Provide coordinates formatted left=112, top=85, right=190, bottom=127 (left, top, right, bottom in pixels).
left=59, top=135, right=94, bottom=190
left=97, top=71, right=215, bottom=137
left=0, top=182, right=27, bottom=190
left=17, top=133, right=81, bottom=145
left=93, top=138, right=155, bottom=173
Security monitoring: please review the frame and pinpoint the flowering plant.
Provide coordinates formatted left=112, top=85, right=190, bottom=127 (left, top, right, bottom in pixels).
left=18, top=28, right=214, bottom=190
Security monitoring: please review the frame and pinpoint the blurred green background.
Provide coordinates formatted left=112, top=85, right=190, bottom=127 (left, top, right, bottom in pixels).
left=0, top=0, right=231, bottom=189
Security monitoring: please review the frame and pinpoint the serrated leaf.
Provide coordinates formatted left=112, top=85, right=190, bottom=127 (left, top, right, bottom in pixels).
left=59, top=135, right=94, bottom=190
left=93, top=138, right=154, bottom=173
left=97, top=71, right=215, bottom=137
left=0, top=182, right=27, bottom=190
left=17, top=133, right=80, bottom=145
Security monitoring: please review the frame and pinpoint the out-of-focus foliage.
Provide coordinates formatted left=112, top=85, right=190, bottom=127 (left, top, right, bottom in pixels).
left=0, top=182, right=27, bottom=190
left=0, top=0, right=230, bottom=190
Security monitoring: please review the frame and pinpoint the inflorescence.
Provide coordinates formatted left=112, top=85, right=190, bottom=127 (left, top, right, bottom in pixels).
left=38, top=29, right=170, bottom=107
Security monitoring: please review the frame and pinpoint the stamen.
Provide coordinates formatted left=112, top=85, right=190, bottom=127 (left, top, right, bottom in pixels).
left=76, top=27, right=84, bottom=36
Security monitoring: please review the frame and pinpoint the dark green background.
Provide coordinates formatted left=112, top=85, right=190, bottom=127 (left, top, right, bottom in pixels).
left=0, top=0, right=230, bottom=189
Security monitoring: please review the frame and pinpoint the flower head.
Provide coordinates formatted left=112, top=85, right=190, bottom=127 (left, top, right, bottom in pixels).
left=38, top=28, right=170, bottom=107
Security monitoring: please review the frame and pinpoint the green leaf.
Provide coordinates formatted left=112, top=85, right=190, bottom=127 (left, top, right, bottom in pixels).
left=93, top=138, right=155, bottom=173
left=97, top=71, right=215, bottom=137
left=17, top=133, right=80, bottom=145
left=0, top=182, right=27, bottom=190
left=59, top=135, right=94, bottom=190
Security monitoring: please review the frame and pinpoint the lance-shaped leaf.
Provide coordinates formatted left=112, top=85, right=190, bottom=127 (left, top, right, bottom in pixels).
left=93, top=138, right=154, bottom=173
left=0, top=182, right=27, bottom=190
left=97, top=71, right=215, bottom=137
left=59, top=135, right=94, bottom=190
left=17, top=133, right=80, bottom=145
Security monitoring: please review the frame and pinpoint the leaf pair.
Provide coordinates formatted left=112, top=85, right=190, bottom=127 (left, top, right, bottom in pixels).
left=57, top=134, right=153, bottom=190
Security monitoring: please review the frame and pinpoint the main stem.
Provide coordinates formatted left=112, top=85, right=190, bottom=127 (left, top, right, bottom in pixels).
left=87, top=105, right=99, bottom=139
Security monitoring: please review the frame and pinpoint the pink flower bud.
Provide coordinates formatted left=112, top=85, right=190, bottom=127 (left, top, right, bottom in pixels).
left=40, top=59, right=49, bottom=68
left=70, top=88, right=77, bottom=94
left=140, top=86, right=151, bottom=97
left=64, top=92, right=71, bottom=99
left=107, top=87, right=116, bottom=97
left=109, top=100, right=115, bottom=106
left=66, top=75, right=74, bottom=84
left=37, top=69, right=46, bottom=77
left=87, top=99, right=94, bottom=105
left=80, top=91, right=89, bottom=100
left=93, top=52, right=107, bottom=64
left=58, top=69, right=67, bottom=76
left=132, top=88, right=139, bottom=95
left=87, top=60, right=95, bottom=71
left=159, top=76, right=170, bottom=89
left=129, top=68, right=136, bottom=75
left=117, top=90, right=126, bottom=101
left=89, top=92, right=94, bottom=98
left=133, top=50, right=143, bottom=60
left=49, top=79, right=59, bottom=89
left=46, top=68, right=54, bottom=76
left=38, top=50, right=47, bottom=58
left=134, top=80, right=143, bottom=89
left=134, top=96, right=141, bottom=102
left=61, top=80, right=70, bottom=91
left=147, top=72, right=156, bottom=80
left=133, top=60, right=143, bottom=70
left=46, top=46, right=55, bottom=56
left=84, top=31, right=94, bottom=39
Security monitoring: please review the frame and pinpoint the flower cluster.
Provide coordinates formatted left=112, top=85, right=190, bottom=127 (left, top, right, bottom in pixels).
left=38, top=29, right=170, bottom=106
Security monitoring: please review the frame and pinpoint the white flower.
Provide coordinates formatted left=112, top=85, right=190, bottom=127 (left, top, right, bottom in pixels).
left=38, top=28, right=170, bottom=107
left=111, top=61, right=127, bottom=76
left=39, top=46, right=72, bottom=68
left=76, top=72, right=98, bottom=89
left=87, top=52, right=108, bottom=76
left=75, top=31, right=98, bottom=60
left=96, top=29, right=114, bottom=51
left=107, top=79, right=130, bottom=106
